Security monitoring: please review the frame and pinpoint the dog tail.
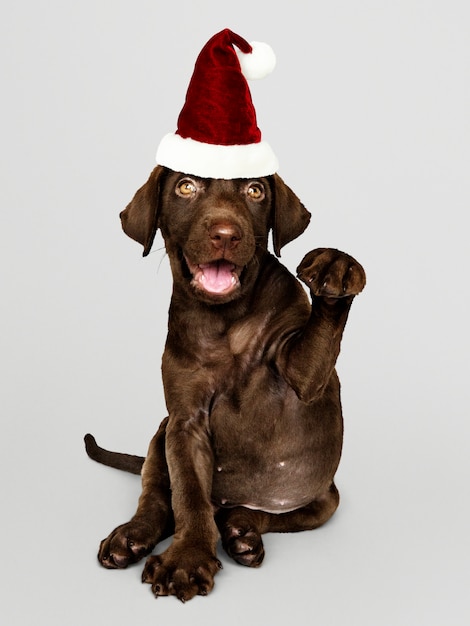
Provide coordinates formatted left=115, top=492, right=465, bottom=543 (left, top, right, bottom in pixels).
left=84, top=434, right=145, bottom=475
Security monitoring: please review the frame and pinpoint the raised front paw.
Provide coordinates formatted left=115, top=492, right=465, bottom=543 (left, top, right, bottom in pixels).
left=142, top=544, right=222, bottom=602
left=297, top=248, right=366, bottom=298
left=98, top=520, right=158, bottom=569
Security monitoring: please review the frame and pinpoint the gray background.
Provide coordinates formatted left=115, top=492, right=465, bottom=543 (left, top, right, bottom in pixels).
left=1, top=0, right=469, bottom=624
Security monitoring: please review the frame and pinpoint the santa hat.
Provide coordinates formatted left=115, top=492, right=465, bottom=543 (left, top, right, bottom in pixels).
left=156, top=29, right=279, bottom=179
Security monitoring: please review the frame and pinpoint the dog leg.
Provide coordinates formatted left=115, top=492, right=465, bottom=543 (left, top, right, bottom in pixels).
left=217, top=484, right=339, bottom=567
left=98, top=418, right=173, bottom=569
left=141, top=410, right=222, bottom=601
left=281, top=248, right=366, bottom=403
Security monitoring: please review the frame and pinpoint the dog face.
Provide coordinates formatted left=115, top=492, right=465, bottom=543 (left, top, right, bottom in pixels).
left=120, top=166, right=310, bottom=303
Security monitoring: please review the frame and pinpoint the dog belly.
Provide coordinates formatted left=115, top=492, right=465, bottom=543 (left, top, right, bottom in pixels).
left=211, top=464, right=322, bottom=513
left=210, top=427, right=341, bottom=513
left=209, top=371, right=343, bottom=514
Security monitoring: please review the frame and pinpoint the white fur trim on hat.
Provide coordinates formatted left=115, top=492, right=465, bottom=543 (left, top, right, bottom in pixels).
left=156, top=133, right=279, bottom=179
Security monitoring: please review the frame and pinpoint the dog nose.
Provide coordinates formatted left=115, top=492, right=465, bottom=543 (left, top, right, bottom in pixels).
left=209, top=223, right=242, bottom=250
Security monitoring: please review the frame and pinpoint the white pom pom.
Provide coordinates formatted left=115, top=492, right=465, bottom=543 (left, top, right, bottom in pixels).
left=236, top=41, right=276, bottom=80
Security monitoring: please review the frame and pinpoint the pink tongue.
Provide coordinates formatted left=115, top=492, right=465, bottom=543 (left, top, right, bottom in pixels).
left=200, top=261, right=235, bottom=293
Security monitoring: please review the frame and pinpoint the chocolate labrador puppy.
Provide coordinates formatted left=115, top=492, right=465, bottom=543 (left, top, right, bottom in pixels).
left=85, top=165, right=365, bottom=601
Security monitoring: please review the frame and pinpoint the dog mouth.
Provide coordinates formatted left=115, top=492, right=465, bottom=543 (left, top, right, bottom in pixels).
left=184, top=256, right=242, bottom=297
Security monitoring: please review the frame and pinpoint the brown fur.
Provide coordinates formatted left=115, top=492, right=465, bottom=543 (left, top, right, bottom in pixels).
left=85, top=166, right=365, bottom=601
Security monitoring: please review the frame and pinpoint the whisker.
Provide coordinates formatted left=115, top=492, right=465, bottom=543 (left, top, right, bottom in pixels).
left=146, top=246, right=169, bottom=274
left=157, top=251, right=169, bottom=273
left=148, top=245, right=166, bottom=253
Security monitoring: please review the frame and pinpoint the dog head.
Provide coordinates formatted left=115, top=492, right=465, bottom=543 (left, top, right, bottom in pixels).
left=120, top=166, right=310, bottom=303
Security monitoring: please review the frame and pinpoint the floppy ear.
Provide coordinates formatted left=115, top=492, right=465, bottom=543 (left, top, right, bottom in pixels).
left=119, top=165, right=167, bottom=257
left=271, top=173, right=311, bottom=257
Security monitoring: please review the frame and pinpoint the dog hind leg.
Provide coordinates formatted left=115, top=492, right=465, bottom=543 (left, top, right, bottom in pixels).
left=216, top=483, right=339, bottom=567
left=98, top=418, right=174, bottom=569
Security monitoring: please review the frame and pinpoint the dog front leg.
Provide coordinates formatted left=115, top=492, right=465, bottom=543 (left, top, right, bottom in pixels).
left=282, top=248, right=366, bottom=403
left=142, top=409, right=222, bottom=602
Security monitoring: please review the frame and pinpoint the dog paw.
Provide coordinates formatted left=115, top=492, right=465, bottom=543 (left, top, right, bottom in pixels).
left=221, top=523, right=265, bottom=567
left=142, top=544, right=222, bottom=602
left=217, top=509, right=265, bottom=567
left=297, top=248, right=366, bottom=299
left=98, top=520, right=158, bottom=569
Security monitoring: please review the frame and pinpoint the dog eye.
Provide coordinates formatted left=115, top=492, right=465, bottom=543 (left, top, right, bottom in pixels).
left=247, top=183, right=265, bottom=201
left=176, top=179, right=197, bottom=197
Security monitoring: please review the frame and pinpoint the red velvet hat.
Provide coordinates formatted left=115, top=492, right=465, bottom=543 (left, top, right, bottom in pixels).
left=156, top=29, right=278, bottom=179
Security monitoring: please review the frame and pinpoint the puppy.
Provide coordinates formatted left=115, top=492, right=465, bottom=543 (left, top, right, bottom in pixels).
left=85, top=166, right=365, bottom=601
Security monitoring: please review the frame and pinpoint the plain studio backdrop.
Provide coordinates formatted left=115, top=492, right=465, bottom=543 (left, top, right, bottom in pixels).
left=1, top=1, right=469, bottom=624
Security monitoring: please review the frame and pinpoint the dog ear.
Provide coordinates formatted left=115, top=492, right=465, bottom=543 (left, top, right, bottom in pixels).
left=119, top=166, right=167, bottom=257
left=270, top=173, right=311, bottom=257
